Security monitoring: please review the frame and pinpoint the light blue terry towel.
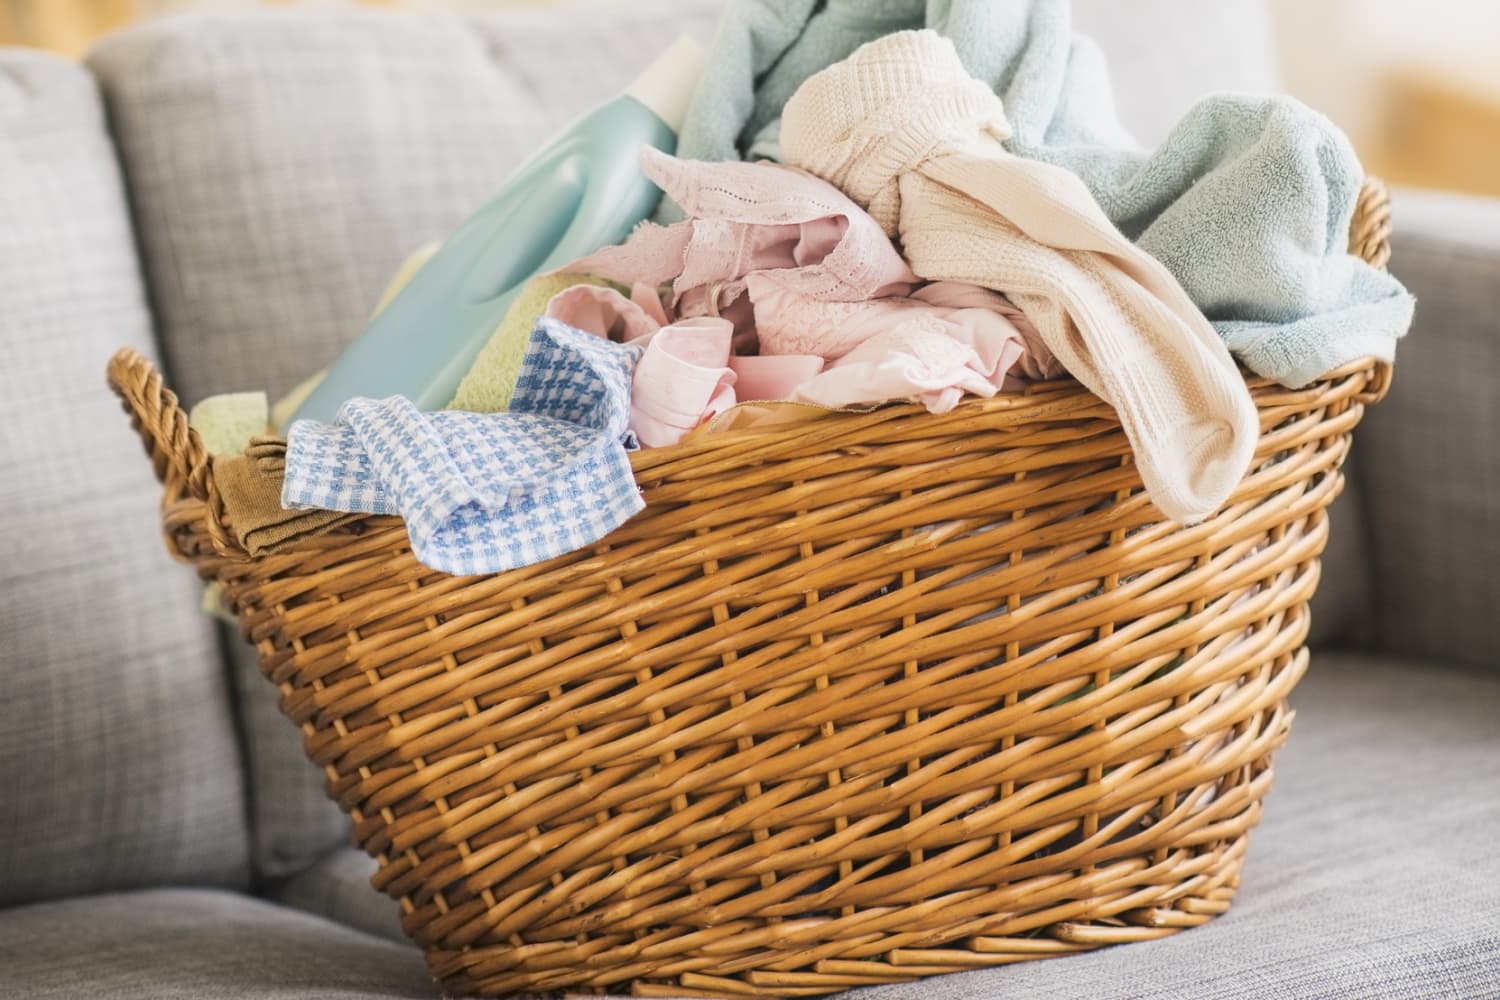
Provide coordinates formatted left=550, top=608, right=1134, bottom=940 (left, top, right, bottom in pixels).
left=667, top=0, right=1414, bottom=388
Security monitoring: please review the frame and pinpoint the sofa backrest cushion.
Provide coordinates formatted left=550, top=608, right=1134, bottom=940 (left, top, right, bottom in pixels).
left=1356, top=191, right=1500, bottom=673
left=85, top=0, right=726, bottom=882
left=0, top=51, right=250, bottom=905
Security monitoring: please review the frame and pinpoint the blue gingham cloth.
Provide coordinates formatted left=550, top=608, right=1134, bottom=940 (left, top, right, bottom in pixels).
left=282, top=319, right=645, bottom=575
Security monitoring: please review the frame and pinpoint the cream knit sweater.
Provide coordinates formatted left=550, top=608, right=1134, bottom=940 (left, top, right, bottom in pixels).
left=780, top=30, right=1258, bottom=525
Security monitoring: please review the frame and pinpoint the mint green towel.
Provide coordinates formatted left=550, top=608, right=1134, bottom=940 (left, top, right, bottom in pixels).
left=669, top=0, right=1413, bottom=388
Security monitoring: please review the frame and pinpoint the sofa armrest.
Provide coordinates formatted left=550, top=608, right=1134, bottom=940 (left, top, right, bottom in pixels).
left=1353, top=187, right=1500, bottom=673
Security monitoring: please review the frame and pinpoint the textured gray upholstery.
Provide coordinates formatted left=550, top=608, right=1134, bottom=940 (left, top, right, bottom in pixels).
left=266, top=847, right=404, bottom=946
left=1356, top=189, right=1500, bottom=675
left=0, top=889, right=435, bottom=999
left=1308, top=469, right=1375, bottom=648
left=223, top=632, right=350, bottom=880
left=85, top=0, right=726, bottom=886
left=835, top=653, right=1500, bottom=999
left=0, top=50, right=249, bottom=906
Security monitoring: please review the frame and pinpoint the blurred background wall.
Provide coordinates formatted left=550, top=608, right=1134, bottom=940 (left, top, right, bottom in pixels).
left=1268, top=0, right=1500, bottom=197
left=2, top=0, right=1496, bottom=197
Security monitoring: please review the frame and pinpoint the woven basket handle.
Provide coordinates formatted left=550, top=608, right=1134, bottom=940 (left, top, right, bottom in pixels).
left=107, top=347, right=243, bottom=560
left=1350, top=177, right=1392, bottom=270
left=1349, top=177, right=1395, bottom=404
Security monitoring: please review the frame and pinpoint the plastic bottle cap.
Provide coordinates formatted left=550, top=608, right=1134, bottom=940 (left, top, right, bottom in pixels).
left=624, top=36, right=707, bottom=134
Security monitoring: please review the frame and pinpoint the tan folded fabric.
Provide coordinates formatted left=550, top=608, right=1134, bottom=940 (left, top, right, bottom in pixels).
left=244, top=436, right=288, bottom=471
left=212, top=439, right=357, bottom=555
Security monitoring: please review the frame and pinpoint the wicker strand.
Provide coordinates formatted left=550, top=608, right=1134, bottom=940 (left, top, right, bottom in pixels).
left=1350, top=176, right=1393, bottom=270
left=105, top=348, right=242, bottom=560
left=106, top=348, right=209, bottom=504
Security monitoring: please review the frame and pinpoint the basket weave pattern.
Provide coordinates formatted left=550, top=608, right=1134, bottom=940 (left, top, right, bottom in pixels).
left=110, top=181, right=1394, bottom=998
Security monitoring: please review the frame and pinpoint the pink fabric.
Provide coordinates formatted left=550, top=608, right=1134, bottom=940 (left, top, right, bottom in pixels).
left=729, top=354, right=826, bottom=401
left=545, top=284, right=662, bottom=343
left=630, top=283, right=672, bottom=328
left=545, top=286, right=830, bottom=445
left=566, top=147, right=918, bottom=303
left=556, top=149, right=1057, bottom=435
left=795, top=318, right=1004, bottom=413
left=747, top=277, right=1042, bottom=381
left=628, top=317, right=738, bottom=448
left=907, top=282, right=1066, bottom=382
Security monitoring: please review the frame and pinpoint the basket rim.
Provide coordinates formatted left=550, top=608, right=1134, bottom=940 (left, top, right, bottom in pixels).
left=626, top=357, right=1390, bottom=475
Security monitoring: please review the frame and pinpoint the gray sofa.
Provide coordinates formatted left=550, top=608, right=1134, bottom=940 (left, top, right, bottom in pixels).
left=1, top=2, right=1495, bottom=997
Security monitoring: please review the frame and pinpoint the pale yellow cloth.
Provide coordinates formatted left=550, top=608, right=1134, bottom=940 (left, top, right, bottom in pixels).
left=447, top=273, right=614, bottom=413
left=188, top=392, right=268, bottom=456
left=781, top=31, right=1258, bottom=525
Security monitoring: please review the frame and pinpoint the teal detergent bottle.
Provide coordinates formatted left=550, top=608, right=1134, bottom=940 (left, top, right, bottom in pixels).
left=290, top=36, right=706, bottom=424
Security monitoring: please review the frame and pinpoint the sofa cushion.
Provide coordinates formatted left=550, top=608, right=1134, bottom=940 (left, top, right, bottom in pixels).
left=833, top=653, right=1500, bottom=999
left=0, top=50, right=249, bottom=906
left=85, top=0, right=727, bottom=887
left=224, top=627, right=351, bottom=881
left=1307, top=468, right=1373, bottom=648
left=0, top=889, right=435, bottom=999
left=1356, top=190, right=1500, bottom=674
left=266, top=846, right=404, bottom=946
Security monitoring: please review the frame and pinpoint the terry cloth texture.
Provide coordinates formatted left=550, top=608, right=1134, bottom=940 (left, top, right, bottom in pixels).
left=282, top=320, right=645, bottom=575
left=781, top=32, right=1259, bottom=525
left=668, top=0, right=1414, bottom=389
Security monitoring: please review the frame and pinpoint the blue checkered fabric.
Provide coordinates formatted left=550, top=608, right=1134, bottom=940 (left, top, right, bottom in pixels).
left=282, top=319, right=645, bottom=575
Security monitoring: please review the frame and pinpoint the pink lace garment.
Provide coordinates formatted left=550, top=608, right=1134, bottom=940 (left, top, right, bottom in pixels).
left=548, top=148, right=1056, bottom=443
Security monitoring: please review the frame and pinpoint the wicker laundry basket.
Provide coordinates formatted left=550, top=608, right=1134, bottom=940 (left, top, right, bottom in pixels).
left=110, top=179, right=1395, bottom=998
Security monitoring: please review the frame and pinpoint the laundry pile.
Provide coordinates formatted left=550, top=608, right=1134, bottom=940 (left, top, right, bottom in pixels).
left=192, top=5, right=1414, bottom=578
left=558, top=147, right=1059, bottom=435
